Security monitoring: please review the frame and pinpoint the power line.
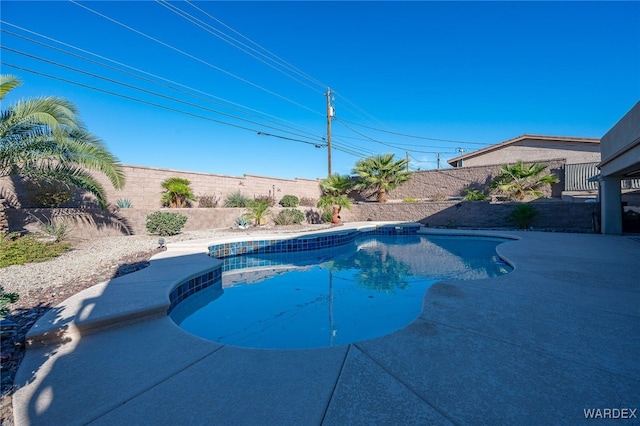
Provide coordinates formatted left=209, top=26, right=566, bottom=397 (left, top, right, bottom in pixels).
left=1, top=46, right=324, bottom=144
left=335, top=117, right=457, bottom=155
left=2, top=62, right=326, bottom=149
left=68, top=0, right=323, bottom=117
left=156, top=0, right=325, bottom=95
left=336, top=117, right=489, bottom=145
left=0, top=27, right=322, bottom=140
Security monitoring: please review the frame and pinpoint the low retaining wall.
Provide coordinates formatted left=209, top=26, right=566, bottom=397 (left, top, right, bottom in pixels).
left=340, top=201, right=600, bottom=233
left=5, top=207, right=325, bottom=239
left=5, top=201, right=601, bottom=239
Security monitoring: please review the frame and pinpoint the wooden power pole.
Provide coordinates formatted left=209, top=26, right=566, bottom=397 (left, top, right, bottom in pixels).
left=326, top=88, right=333, bottom=177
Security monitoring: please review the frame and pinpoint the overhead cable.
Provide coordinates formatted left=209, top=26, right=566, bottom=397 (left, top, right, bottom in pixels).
left=2, top=62, right=325, bottom=148
left=69, top=0, right=323, bottom=117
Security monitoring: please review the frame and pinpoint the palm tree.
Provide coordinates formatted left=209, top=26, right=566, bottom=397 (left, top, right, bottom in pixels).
left=0, top=75, right=124, bottom=208
left=244, top=200, right=271, bottom=226
left=489, top=161, right=559, bottom=201
left=352, top=153, right=412, bottom=203
left=320, top=173, right=353, bottom=197
left=318, top=173, right=353, bottom=216
left=160, top=177, right=196, bottom=208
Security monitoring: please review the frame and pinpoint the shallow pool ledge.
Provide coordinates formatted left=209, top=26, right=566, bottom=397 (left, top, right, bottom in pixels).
left=25, top=251, right=221, bottom=347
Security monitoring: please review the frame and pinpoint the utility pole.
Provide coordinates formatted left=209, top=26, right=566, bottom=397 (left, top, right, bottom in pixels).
left=326, top=88, right=334, bottom=177
left=437, top=153, right=441, bottom=170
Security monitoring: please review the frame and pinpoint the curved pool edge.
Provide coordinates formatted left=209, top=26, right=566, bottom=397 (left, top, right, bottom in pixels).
left=23, top=222, right=430, bottom=347
left=13, top=229, right=640, bottom=426
left=24, top=223, right=522, bottom=348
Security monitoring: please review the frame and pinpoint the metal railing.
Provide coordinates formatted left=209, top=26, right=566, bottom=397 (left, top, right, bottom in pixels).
left=565, top=162, right=640, bottom=191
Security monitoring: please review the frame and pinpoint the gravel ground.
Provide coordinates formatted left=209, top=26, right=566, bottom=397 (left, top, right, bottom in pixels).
left=0, top=224, right=333, bottom=425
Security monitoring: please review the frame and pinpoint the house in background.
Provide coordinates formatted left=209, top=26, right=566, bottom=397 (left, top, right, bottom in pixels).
left=447, top=134, right=600, bottom=168
left=598, top=101, right=640, bottom=235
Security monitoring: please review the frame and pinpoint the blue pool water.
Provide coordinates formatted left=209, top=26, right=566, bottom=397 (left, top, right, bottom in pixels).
left=170, top=234, right=512, bottom=349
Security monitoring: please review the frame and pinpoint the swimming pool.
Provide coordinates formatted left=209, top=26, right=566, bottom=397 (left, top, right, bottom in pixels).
left=169, top=231, right=512, bottom=349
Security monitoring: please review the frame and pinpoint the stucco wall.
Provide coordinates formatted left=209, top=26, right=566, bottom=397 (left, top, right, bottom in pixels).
left=599, top=101, right=640, bottom=177
left=458, top=140, right=600, bottom=168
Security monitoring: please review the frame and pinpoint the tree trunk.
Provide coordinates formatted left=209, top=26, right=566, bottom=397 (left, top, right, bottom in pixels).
left=377, top=188, right=387, bottom=203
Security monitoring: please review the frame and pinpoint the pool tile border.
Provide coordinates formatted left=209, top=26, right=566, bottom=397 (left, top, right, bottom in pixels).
left=167, top=223, right=421, bottom=314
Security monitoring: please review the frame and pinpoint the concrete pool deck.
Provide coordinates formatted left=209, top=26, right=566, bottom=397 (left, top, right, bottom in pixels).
left=11, top=222, right=640, bottom=425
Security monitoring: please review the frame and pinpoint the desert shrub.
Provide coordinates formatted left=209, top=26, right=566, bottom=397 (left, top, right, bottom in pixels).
left=235, top=216, right=250, bottom=229
left=462, top=188, right=488, bottom=201
left=321, top=211, right=333, bottom=223
left=0, top=233, right=70, bottom=267
left=403, top=197, right=418, bottom=203
left=254, top=195, right=276, bottom=207
left=24, top=178, right=74, bottom=207
left=0, top=286, right=19, bottom=320
left=298, top=197, right=317, bottom=207
left=511, top=204, right=537, bottom=229
left=273, top=209, right=305, bottom=225
left=279, top=195, right=299, bottom=208
left=145, top=211, right=188, bottom=236
left=116, top=198, right=133, bottom=208
left=224, top=191, right=250, bottom=208
left=198, top=194, right=219, bottom=208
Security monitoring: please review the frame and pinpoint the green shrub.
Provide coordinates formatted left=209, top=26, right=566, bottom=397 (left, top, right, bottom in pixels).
left=321, top=211, right=333, bottom=223
left=198, top=194, right=219, bottom=208
left=0, top=233, right=70, bottom=267
left=254, top=195, right=276, bottom=207
left=224, top=191, right=250, bottom=208
left=273, top=209, right=305, bottom=225
left=403, top=197, right=418, bottom=203
left=116, top=198, right=133, bottom=208
left=462, top=188, right=488, bottom=201
left=145, top=211, right=188, bottom=236
left=0, top=286, right=19, bottom=320
left=511, top=204, right=537, bottom=229
left=279, top=195, right=299, bottom=208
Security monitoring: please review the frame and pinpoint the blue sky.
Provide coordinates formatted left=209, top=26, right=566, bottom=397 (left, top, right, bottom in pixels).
left=1, top=1, right=639, bottom=179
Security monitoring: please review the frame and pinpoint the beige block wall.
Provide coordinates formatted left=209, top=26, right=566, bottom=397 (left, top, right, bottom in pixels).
left=0, top=165, right=323, bottom=209
left=339, top=201, right=600, bottom=232
left=98, top=165, right=324, bottom=209
left=386, top=159, right=566, bottom=200
left=5, top=201, right=600, bottom=239
left=461, top=140, right=600, bottom=167
left=5, top=206, right=325, bottom=238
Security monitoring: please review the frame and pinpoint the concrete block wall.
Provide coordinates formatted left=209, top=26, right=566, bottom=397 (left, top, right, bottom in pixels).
left=340, top=200, right=599, bottom=233
left=6, top=206, right=326, bottom=239
left=94, top=165, right=324, bottom=210
left=386, top=159, right=566, bottom=201
left=0, top=166, right=323, bottom=210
